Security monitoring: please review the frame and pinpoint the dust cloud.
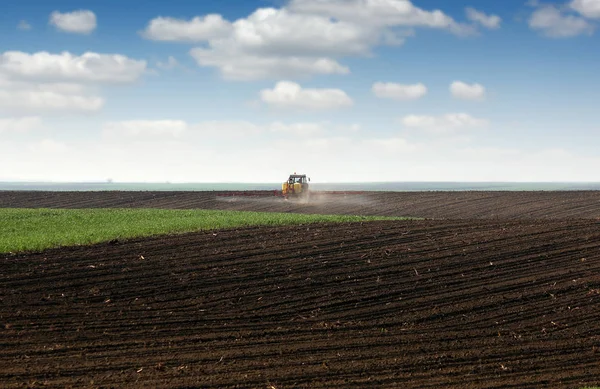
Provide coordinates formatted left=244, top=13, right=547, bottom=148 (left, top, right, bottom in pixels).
left=214, top=191, right=379, bottom=212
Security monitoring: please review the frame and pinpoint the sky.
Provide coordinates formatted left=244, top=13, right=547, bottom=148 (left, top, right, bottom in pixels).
left=1, top=0, right=599, bottom=183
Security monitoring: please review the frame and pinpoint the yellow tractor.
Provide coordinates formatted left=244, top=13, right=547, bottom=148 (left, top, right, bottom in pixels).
left=282, top=173, right=310, bottom=200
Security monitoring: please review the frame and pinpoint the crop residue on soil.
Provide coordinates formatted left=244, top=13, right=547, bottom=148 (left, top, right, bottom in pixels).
left=2, top=216, right=600, bottom=388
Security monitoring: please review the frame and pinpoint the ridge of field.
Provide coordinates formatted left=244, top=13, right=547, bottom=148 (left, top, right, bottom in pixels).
left=2, top=219, right=600, bottom=388
left=0, top=208, right=406, bottom=254
left=2, top=190, right=600, bottom=219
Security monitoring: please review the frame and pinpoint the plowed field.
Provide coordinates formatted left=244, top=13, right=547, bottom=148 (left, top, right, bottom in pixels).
left=3, top=218, right=600, bottom=388
left=2, top=191, right=600, bottom=388
left=2, top=190, right=600, bottom=219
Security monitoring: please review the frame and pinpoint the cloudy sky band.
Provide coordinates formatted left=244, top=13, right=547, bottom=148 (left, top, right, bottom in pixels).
left=1, top=0, right=599, bottom=182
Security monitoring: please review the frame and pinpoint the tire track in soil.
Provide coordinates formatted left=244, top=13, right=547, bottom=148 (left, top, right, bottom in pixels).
left=2, top=220, right=600, bottom=388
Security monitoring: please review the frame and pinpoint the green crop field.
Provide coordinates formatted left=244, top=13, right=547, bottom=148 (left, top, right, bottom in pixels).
left=0, top=208, right=410, bottom=253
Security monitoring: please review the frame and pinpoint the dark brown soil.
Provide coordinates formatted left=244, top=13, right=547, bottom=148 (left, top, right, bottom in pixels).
left=2, top=190, right=600, bottom=219
left=3, top=214, right=600, bottom=387
left=3, top=191, right=600, bottom=388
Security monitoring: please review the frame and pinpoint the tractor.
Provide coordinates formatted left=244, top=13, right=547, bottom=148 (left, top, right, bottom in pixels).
left=282, top=173, right=310, bottom=201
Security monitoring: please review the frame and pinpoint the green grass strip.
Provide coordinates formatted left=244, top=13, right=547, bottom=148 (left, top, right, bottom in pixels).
left=0, top=208, right=412, bottom=253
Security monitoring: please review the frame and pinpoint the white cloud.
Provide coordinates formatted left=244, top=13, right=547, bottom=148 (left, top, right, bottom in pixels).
left=17, top=20, right=32, bottom=31
left=570, top=0, right=600, bottom=19
left=49, top=10, right=97, bottom=34
left=0, top=51, right=147, bottom=84
left=0, top=51, right=146, bottom=113
left=259, top=81, right=353, bottom=110
left=0, top=117, right=42, bottom=133
left=145, top=1, right=478, bottom=81
left=141, top=14, right=232, bottom=41
left=185, top=7, right=382, bottom=57
left=156, top=56, right=179, bottom=70
left=529, top=5, right=594, bottom=37
left=465, top=7, right=502, bottom=29
left=0, top=50, right=145, bottom=114
left=0, top=88, right=103, bottom=114
left=401, top=113, right=489, bottom=134
left=218, top=8, right=378, bottom=57
left=103, top=120, right=188, bottom=139
left=450, top=81, right=486, bottom=100
left=190, top=48, right=349, bottom=80
left=288, top=0, right=475, bottom=35
left=187, top=7, right=368, bottom=80
left=372, top=82, right=427, bottom=100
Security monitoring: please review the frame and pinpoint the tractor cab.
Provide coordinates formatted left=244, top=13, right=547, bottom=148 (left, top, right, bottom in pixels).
left=288, top=174, right=309, bottom=185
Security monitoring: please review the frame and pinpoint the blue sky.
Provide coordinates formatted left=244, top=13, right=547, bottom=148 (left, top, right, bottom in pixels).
left=1, top=0, right=599, bottom=182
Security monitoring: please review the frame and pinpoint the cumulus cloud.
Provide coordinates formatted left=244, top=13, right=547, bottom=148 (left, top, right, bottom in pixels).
left=465, top=7, right=501, bottom=29
left=162, top=8, right=377, bottom=56
left=0, top=88, right=103, bottom=114
left=233, top=8, right=377, bottom=56
left=288, top=0, right=474, bottom=34
left=0, top=51, right=147, bottom=84
left=49, top=10, right=97, bottom=34
left=144, top=1, right=478, bottom=80
left=259, top=81, right=353, bottom=110
left=570, top=0, right=600, bottom=19
left=187, top=8, right=367, bottom=80
left=17, top=20, right=32, bottom=31
left=0, top=117, right=42, bottom=133
left=401, top=113, right=489, bottom=134
left=372, top=82, right=427, bottom=100
left=0, top=51, right=146, bottom=114
left=141, top=14, right=232, bottom=41
left=191, top=49, right=349, bottom=80
left=529, top=5, right=594, bottom=37
left=0, top=76, right=104, bottom=114
left=450, top=81, right=486, bottom=100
